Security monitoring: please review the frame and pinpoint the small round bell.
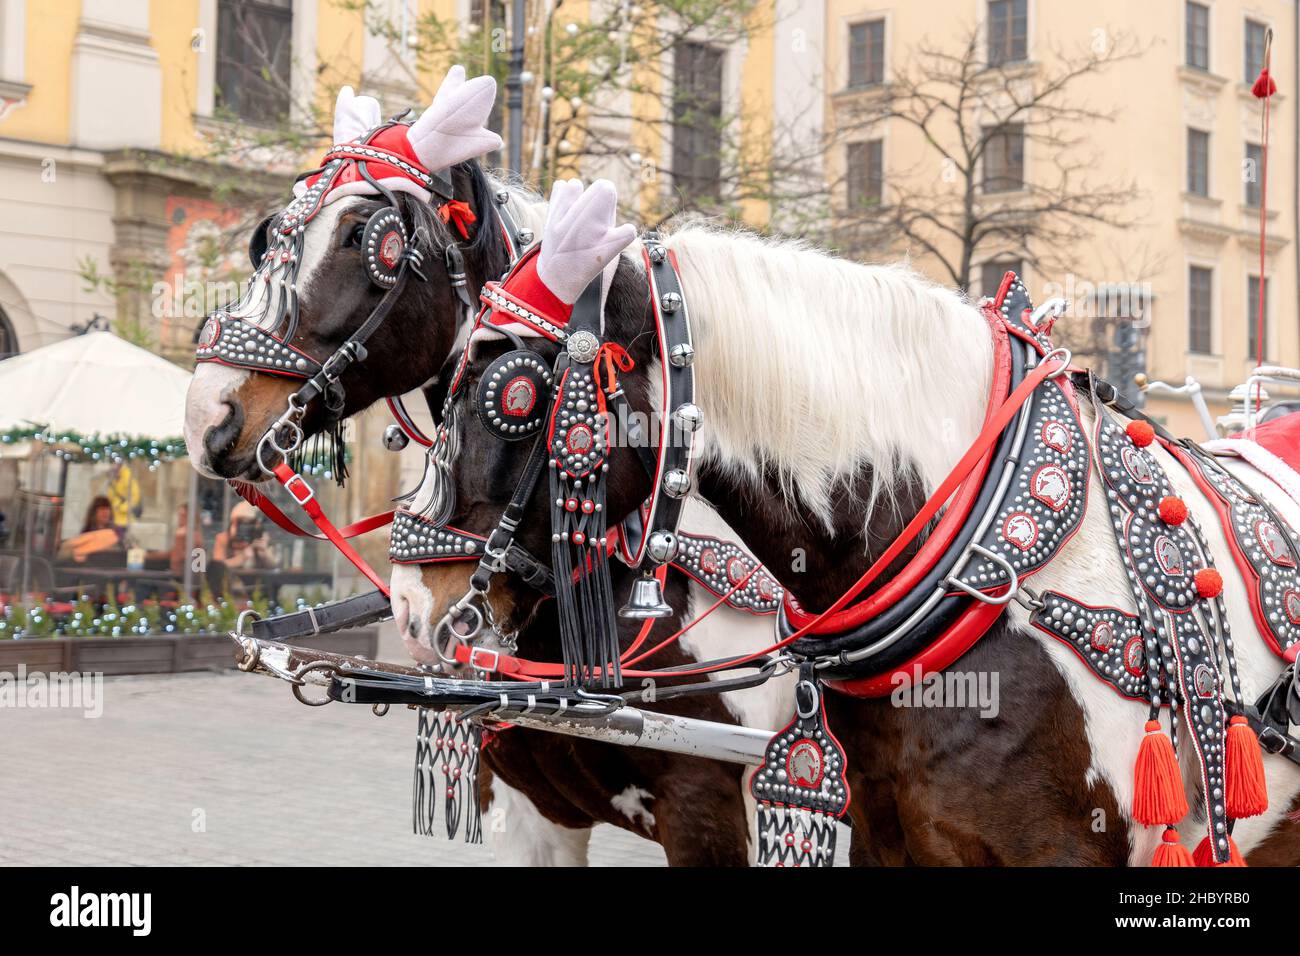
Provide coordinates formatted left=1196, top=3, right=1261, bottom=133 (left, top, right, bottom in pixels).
left=647, top=530, right=679, bottom=563
left=382, top=424, right=409, bottom=451
left=663, top=468, right=692, bottom=498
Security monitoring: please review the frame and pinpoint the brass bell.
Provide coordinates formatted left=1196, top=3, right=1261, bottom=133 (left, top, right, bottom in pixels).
left=618, top=571, right=674, bottom=619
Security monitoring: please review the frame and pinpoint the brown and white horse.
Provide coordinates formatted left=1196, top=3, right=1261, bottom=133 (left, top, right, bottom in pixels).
left=183, top=153, right=794, bottom=865
left=392, top=221, right=1300, bottom=866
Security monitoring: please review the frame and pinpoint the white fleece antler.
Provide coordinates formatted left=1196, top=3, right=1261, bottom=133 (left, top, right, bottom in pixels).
left=406, top=65, right=504, bottom=172
left=333, top=86, right=383, bottom=144
left=537, top=179, right=637, bottom=304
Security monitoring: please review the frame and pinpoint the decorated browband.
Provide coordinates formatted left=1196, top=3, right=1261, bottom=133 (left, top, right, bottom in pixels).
left=195, top=66, right=503, bottom=379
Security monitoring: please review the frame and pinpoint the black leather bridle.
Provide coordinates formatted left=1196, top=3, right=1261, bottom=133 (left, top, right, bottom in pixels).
left=194, top=126, right=482, bottom=476
left=390, top=233, right=703, bottom=686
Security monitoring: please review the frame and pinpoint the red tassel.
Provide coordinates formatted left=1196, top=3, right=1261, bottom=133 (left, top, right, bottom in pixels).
left=1133, top=719, right=1189, bottom=825
left=1193, top=835, right=1247, bottom=867
left=1225, top=715, right=1269, bottom=818
left=1150, top=828, right=1195, bottom=867
left=1253, top=68, right=1278, bottom=99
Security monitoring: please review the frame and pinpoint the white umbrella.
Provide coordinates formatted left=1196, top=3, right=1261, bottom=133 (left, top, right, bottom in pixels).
left=0, top=330, right=191, bottom=446
left=0, top=331, right=199, bottom=598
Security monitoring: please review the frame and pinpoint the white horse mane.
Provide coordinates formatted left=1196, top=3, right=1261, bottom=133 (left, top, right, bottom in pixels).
left=401, top=183, right=994, bottom=539
left=663, top=223, right=993, bottom=534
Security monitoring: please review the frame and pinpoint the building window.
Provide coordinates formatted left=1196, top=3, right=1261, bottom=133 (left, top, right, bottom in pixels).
left=982, top=124, right=1024, bottom=192
left=1245, top=142, right=1263, bottom=207
left=848, top=19, right=885, bottom=88
left=216, top=0, right=293, bottom=125
left=1248, top=275, right=1269, bottom=359
left=980, top=258, right=1024, bottom=296
left=1245, top=18, right=1268, bottom=83
left=846, top=140, right=883, bottom=209
left=987, top=0, right=1027, bottom=66
left=0, top=306, right=16, bottom=361
left=1186, top=1, right=1210, bottom=71
left=1189, top=265, right=1213, bottom=354
left=1187, top=128, right=1209, bottom=197
left=671, top=41, right=724, bottom=206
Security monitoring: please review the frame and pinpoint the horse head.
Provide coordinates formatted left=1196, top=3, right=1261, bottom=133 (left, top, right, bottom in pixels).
left=388, top=180, right=661, bottom=671
left=184, top=67, right=524, bottom=482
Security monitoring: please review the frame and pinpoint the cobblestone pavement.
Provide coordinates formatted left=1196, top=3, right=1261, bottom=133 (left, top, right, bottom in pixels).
left=0, top=624, right=847, bottom=867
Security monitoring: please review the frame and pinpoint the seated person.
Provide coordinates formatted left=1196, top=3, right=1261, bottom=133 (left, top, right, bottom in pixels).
left=57, top=495, right=124, bottom=563
left=167, top=503, right=193, bottom=574
left=212, top=502, right=280, bottom=595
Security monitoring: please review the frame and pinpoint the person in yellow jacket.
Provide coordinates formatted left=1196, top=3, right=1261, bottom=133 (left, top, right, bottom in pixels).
left=106, top=463, right=141, bottom=527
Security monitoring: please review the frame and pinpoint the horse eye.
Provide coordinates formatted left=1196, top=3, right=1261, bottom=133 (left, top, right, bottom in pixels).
left=342, top=223, right=365, bottom=249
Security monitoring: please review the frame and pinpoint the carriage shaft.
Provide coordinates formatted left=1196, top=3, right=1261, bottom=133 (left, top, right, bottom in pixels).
left=492, top=708, right=771, bottom=766
left=233, top=634, right=772, bottom=767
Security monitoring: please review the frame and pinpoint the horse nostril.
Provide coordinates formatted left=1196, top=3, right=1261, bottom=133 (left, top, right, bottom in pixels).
left=203, top=402, right=244, bottom=473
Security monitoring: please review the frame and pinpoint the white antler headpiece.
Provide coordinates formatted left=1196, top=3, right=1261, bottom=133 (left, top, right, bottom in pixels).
left=298, top=65, right=503, bottom=205
left=333, top=86, right=382, bottom=145
left=406, top=65, right=504, bottom=172
left=536, top=179, right=637, bottom=304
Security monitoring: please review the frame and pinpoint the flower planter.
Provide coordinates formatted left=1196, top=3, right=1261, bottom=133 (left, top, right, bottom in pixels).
left=1, top=628, right=379, bottom=675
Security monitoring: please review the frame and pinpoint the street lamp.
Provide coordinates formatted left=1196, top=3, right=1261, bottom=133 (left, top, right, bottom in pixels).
left=505, top=0, right=525, bottom=175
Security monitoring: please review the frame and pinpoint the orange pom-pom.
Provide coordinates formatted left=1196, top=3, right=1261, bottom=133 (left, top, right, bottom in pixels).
left=1225, top=715, right=1268, bottom=818
left=1195, top=568, right=1223, bottom=599
left=1126, top=421, right=1155, bottom=447
left=1193, top=835, right=1247, bottom=867
left=1151, top=828, right=1195, bottom=867
left=1133, top=719, right=1189, bottom=825
left=1158, top=496, right=1188, bottom=525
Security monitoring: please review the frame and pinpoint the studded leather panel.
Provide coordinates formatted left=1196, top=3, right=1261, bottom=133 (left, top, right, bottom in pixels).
left=991, top=272, right=1055, bottom=354
left=951, top=377, right=1090, bottom=593
left=1030, top=592, right=1149, bottom=700
left=548, top=365, right=607, bottom=480
left=195, top=314, right=321, bottom=378
left=389, top=509, right=484, bottom=564
left=674, top=532, right=782, bottom=615
left=1092, top=399, right=1232, bottom=864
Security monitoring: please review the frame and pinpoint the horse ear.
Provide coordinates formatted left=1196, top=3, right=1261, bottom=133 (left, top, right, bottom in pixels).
left=405, top=66, right=504, bottom=172
left=538, top=179, right=637, bottom=304
left=333, top=86, right=383, bottom=145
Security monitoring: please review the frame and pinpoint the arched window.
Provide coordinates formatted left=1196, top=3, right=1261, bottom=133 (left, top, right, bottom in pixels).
left=0, top=307, right=16, bottom=360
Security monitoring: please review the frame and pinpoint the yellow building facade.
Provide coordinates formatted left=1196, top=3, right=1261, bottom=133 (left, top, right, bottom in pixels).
left=0, top=0, right=784, bottom=583
left=822, top=0, right=1299, bottom=437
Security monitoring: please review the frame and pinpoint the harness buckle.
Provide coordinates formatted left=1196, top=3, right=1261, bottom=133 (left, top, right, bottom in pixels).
left=468, top=647, right=501, bottom=673
left=321, top=343, right=360, bottom=382
left=283, top=473, right=316, bottom=505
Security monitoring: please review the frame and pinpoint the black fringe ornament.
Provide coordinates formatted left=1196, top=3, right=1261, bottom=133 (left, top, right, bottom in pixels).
left=547, top=362, right=621, bottom=688
left=287, top=418, right=349, bottom=486
left=412, top=709, right=482, bottom=843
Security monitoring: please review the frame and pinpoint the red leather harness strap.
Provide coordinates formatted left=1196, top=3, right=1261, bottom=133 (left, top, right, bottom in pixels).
left=460, top=352, right=1069, bottom=683
left=232, top=465, right=393, bottom=596
left=784, top=307, right=1013, bottom=633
